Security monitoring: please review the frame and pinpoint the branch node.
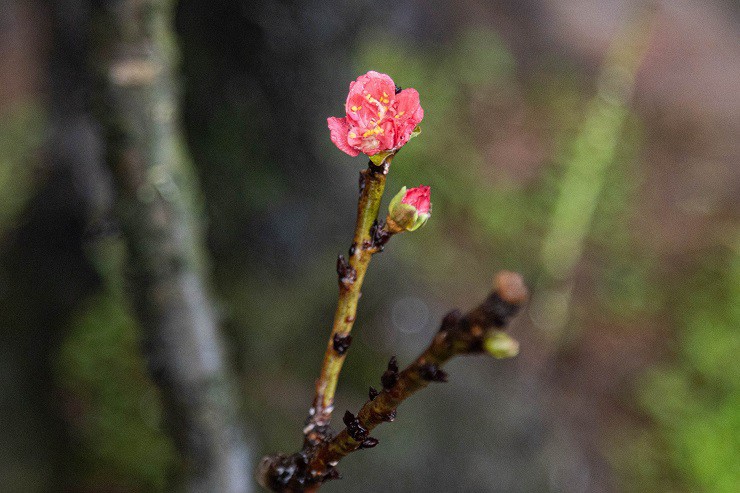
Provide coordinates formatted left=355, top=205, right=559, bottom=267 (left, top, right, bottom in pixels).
left=380, top=356, right=399, bottom=390
left=368, top=386, right=380, bottom=401
left=439, top=309, right=462, bottom=333
left=359, top=437, right=379, bottom=449
left=367, top=159, right=388, bottom=176
left=419, top=363, right=448, bottom=382
left=336, top=254, right=357, bottom=289
left=483, top=292, right=520, bottom=327
left=342, top=410, right=368, bottom=442
left=332, top=334, right=353, bottom=356
left=324, top=467, right=342, bottom=482
left=370, top=220, right=392, bottom=251
left=256, top=452, right=310, bottom=492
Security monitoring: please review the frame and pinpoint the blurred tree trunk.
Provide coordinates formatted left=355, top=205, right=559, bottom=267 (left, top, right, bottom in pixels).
left=94, top=1, right=252, bottom=491
left=0, top=0, right=103, bottom=490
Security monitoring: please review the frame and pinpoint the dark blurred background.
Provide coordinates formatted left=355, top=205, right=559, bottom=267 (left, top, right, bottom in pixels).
left=1, top=0, right=738, bottom=491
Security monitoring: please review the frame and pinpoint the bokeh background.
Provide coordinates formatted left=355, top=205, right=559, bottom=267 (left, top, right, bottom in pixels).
left=1, top=0, right=738, bottom=492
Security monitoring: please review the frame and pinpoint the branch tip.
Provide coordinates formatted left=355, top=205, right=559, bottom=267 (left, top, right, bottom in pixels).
left=493, top=271, right=529, bottom=306
left=367, top=158, right=390, bottom=176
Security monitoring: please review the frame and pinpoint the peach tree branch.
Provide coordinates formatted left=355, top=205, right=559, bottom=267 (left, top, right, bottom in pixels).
left=258, top=272, right=528, bottom=492
left=306, top=158, right=395, bottom=441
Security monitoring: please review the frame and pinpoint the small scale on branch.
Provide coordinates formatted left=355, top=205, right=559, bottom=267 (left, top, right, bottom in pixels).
left=258, top=271, right=528, bottom=492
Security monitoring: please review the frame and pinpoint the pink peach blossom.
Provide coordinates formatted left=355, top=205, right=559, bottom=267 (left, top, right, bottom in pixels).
left=327, top=71, right=424, bottom=158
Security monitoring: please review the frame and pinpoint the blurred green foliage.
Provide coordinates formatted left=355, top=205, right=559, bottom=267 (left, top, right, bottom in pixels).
left=532, top=17, right=652, bottom=338
left=616, top=247, right=740, bottom=493
left=55, top=240, right=178, bottom=491
left=0, top=102, right=44, bottom=234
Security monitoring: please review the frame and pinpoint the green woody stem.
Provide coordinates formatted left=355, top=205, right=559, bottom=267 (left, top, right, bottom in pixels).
left=306, top=158, right=391, bottom=438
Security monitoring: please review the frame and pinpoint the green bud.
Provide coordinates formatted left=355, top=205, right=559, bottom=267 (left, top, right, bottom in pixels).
left=483, top=331, right=520, bottom=359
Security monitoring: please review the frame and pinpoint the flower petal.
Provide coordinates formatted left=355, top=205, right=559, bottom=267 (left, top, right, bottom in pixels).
left=401, top=185, right=431, bottom=214
left=392, top=88, right=424, bottom=148
left=346, top=71, right=395, bottom=128
left=394, top=88, right=423, bottom=124
left=363, top=71, right=395, bottom=102
left=327, top=117, right=360, bottom=156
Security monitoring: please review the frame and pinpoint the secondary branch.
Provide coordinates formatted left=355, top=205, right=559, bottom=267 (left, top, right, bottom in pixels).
left=259, top=271, right=528, bottom=491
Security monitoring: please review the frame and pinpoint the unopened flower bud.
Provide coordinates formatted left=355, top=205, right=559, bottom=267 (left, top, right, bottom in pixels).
left=386, top=185, right=431, bottom=232
left=483, top=331, right=520, bottom=359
